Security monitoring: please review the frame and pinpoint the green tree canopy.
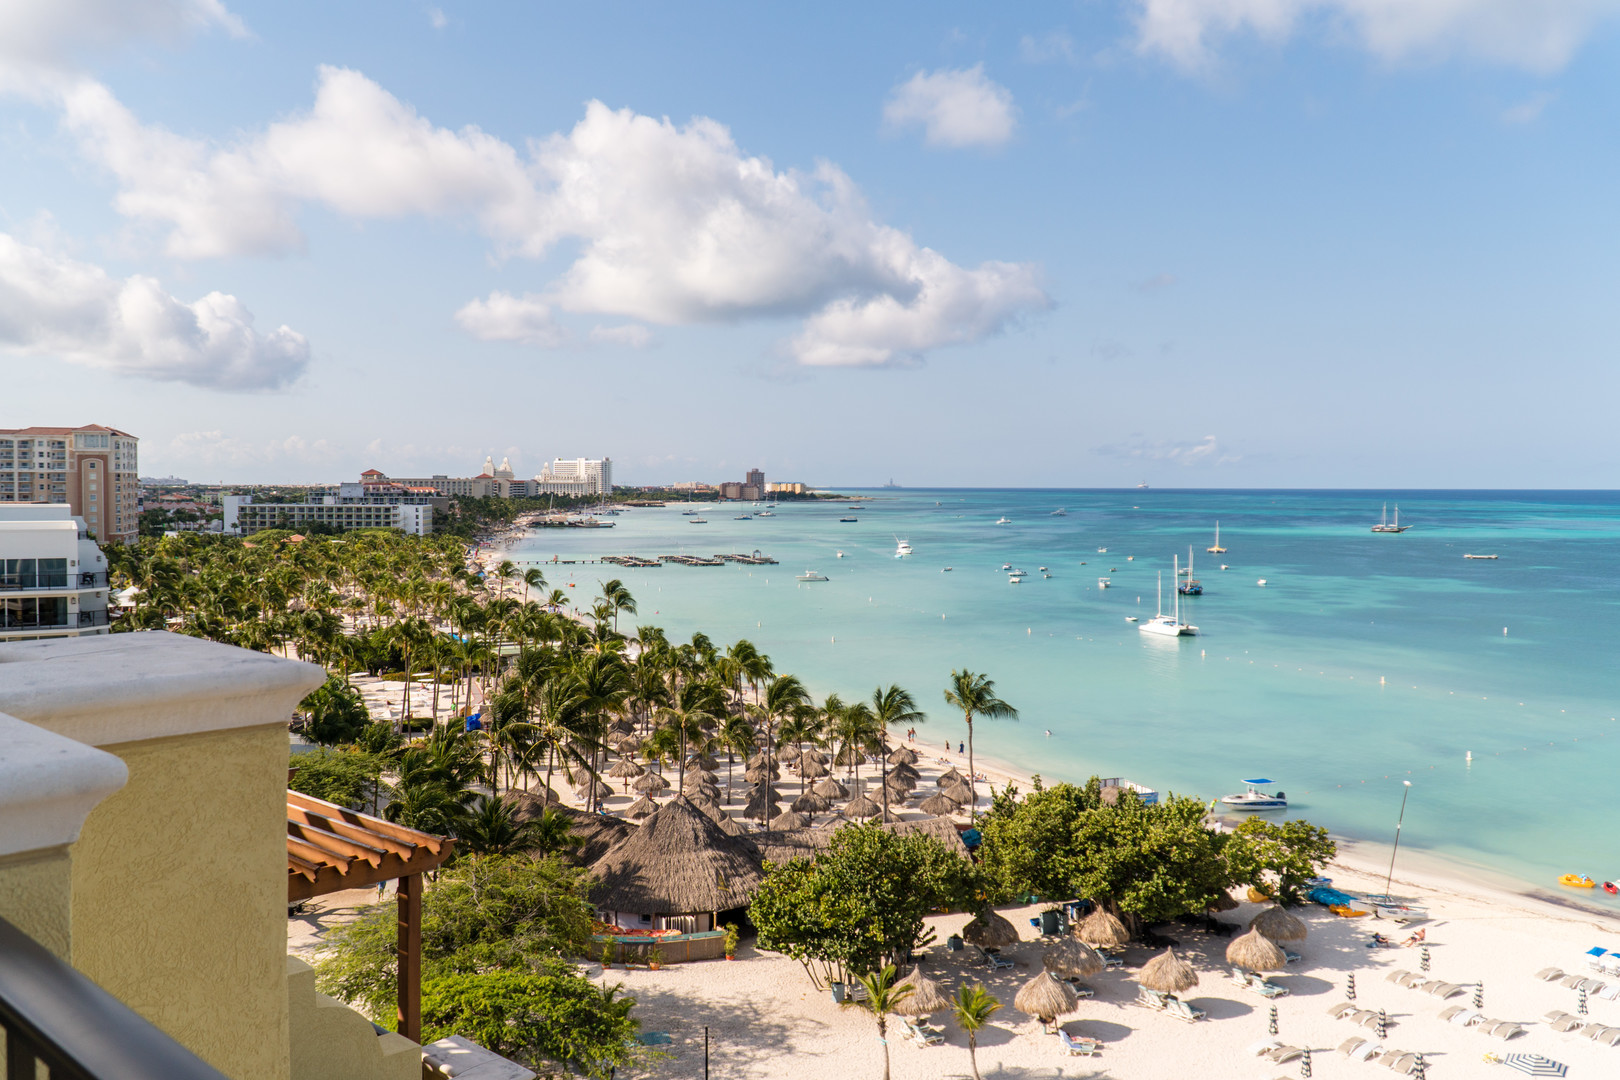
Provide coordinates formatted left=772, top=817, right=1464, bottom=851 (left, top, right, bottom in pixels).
left=289, top=748, right=385, bottom=809
left=1223, top=817, right=1337, bottom=906
left=299, top=676, right=371, bottom=746
left=751, top=824, right=974, bottom=987
left=420, top=972, right=642, bottom=1080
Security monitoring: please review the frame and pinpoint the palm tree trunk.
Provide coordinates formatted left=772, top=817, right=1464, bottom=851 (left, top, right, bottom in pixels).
left=878, top=1016, right=890, bottom=1080
left=968, top=1034, right=981, bottom=1080
left=966, top=713, right=976, bottom=823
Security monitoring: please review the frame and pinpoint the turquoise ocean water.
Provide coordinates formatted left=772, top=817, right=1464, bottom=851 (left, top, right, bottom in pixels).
left=500, top=489, right=1620, bottom=903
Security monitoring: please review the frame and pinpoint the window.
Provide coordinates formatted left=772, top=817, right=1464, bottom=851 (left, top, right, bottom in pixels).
left=0, top=596, right=67, bottom=628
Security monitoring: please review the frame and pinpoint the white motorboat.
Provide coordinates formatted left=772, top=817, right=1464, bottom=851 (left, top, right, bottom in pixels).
left=1098, top=577, right=1111, bottom=589
left=1125, top=615, right=1138, bottom=622
left=1051, top=508, right=1067, bottom=516
left=1139, top=557, right=1198, bottom=637
left=1001, top=563, right=1012, bottom=570
left=894, top=537, right=913, bottom=558
left=942, top=567, right=952, bottom=572
left=1220, top=779, right=1287, bottom=810
left=688, top=518, right=708, bottom=524
left=755, top=510, right=775, bottom=517
left=1008, top=576, right=1021, bottom=585
left=1008, top=568, right=1028, bottom=578
left=836, top=550, right=845, bottom=558
left=1098, top=547, right=1107, bottom=553
left=796, top=570, right=829, bottom=582
left=1038, top=566, right=1047, bottom=571
left=1257, top=578, right=1267, bottom=586
left=995, top=517, right=1012, bottom=525
left=1463, top=553, right=1498, bottom=560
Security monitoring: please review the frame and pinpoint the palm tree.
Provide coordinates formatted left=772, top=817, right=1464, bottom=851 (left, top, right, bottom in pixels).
left=870, top=685, right=925, bottom=818
left=942, top=671, right=1018, bottom=823
left=951, top=983, right=1001, bottom=1080
left=601, top=578, right=636, bottom=634
left=455, top=794, right=537, bottom=857
left=521, top=567, right=547, bottom=602
left=715, top=712, right=756, bottom=804
left=845, top=965, right=913, bottom=1080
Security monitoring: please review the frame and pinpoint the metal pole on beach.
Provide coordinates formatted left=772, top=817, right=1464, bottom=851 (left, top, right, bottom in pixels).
left=704, top=1025, right=710, bottom=1078
left=1382, top=781, right=1413, bottom=899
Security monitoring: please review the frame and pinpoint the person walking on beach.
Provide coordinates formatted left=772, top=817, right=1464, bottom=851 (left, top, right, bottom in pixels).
left=959, top=742, right=965, bottom=754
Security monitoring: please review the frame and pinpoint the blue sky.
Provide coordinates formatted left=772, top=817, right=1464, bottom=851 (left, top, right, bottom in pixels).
left=1, top=1, right=1617, bottom=487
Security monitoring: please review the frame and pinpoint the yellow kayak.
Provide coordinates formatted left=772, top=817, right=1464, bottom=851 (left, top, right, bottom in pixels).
left=1330, top=904, right=1371, bottom=917
left=1559, top=874, right=1597, bottom=889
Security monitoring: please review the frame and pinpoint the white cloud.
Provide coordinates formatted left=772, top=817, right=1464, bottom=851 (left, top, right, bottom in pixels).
left=166, top=429, right=334, bottom=469
left=49, top=68, right=1045, bottom=366
left=1020, top=29, right=1078, bottom=65
left=1501, top=89, right=1557, bottom=124
left=882, top=64, right=1019, bottom=148
left=0, top=0, right=243, bottom=93
left=428, top=8, right=448, bottom=30
left=1094, top=434, right=1238, bottom=465
left=1131, top=0, right=1620, bottom=73
left=589, top=324, right=653, bottom=347
left=0, top=232, right=308, bottom=390
left=454, top=292, right=566, bottom=347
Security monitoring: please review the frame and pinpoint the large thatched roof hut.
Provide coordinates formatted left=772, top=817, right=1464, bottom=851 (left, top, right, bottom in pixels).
left=1250, top=905, right=1308, bottom=943
left=591, top=796, right=763, bottom=933
left=505, top=794, right=630, bottom=865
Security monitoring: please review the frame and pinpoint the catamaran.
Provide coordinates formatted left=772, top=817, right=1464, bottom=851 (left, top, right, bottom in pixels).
left=1207, top=521, right=1226, bottom=554
left=1178, top=547, right=1202, bottom=596
left=1139, top=557, right=1198, bottom=636
left=1221, top=779, right=1287, bottom=810
left=1371, top=503, right=1412, bottom=533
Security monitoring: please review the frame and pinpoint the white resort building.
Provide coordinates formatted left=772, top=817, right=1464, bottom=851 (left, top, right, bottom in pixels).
left=0, top=504, right=111, bottom=641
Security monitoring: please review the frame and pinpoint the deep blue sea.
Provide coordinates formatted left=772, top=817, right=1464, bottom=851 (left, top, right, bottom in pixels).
left=500, top=489, right=1620, bottom=903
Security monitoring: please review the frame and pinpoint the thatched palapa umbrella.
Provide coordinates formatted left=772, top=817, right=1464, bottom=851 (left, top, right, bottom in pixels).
left=894, top=966, right=950, bottom=1016
left=943, top=780, right=976, bottom=806
left=917, top=792, right=962, bottom=816
left=770, top=810, right=810, bottom=830
left=633, top=772, right=670, bottom=795
left=791, top=791, right=832, bottom=814
left=797, top=757, right=830, bottom=780
left=1250, top=905, right=1308, bottom=943
left=1206, top=892, right=1240, bottom=913
left=1077, top=908, right=1129, bottom=948
left=625, top=795, right=659, bottom=819
left=801, top=748, right=830, bottom=766
left=834, top=743, right=864, bottom=768
left=744, top=765, right=780, bottom=784
left=712, top=812, right=745, bottom=837
left=1015, top=970, right=1079, bottom=1026
left=1226, top=928, right=1287, bottom=972
left=746, top=751, right=773, bottom=769
left=938, top=767, right=963, bottom=786
left=686, top=753, right=720, bottom=771
left=962, top=909, right=1020, bottom=948
left=615, top=736, right=642, bottom=755
left=889, top=761, right=921, bottom=783
left=578, top=779, right=613, bottom=804
left=1136, top=948, right=1198, bottom=994
left=843, top=791, right=882, bottom=819
left=1043, top=936, right=1105, bottom=978
left=887, top=746, right=919, bottom=766
left=608, top=759, right=645, bottom=791
left=813, top=777, right=849, bottom=800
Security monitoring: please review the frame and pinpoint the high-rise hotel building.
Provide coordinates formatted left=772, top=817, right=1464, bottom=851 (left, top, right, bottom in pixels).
left=0, top=426, right=140, bottom=544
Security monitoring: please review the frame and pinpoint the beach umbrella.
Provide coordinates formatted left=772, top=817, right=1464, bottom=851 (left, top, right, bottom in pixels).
left=962, top=909, right=1021, bottom=949
left=1014, top=970, right=1079, bottom=1025
left=1206, top=892, right=1240, bottom=913
left=1348, top=973, right=1357, bottom=1001
left=834, top=743, right=865, bottom=768
left=695, top=798, right=728, bottom=823
left=770, top=809, right=810, bottom=830
left=776, top=746, right=804, bottom=765
left=1473, top=982, right=1483, bottom=1010
left=1227, top=929, right=1287, bottom=972
left=608, top=759, right=645, bottom=786
left=918, top=792, right=963, bottom=817
left=1268, top=1003, right=1278, bottom=1036
left=797, top=757, right=830, bottom=780
left=1420, top=944, right=1431, bottom=973
left=633, top=772, right=670, bottom=794
left=1077, top=909, right=1130, bottom=948
left=1250, top=905, right=1308, bottom=943
left=684, top=782, right=721, bottom=802
left=713, top=812, right=745, bottom=837
left=1301, top=1047, right=1313, bottom=1078
left=801, top=748, right=830, bottom=766
left=813, top=777, right=849, bottom=800
left=1136, top=948, right=1197, bottom=994
left=1376, top=1008, right=1387, bottom=1040
left=689, top=768, right=720, bottom=784
left=791, top=791, right=832, bottom=814
left=615, top=736, right=642, bottom=755
left=894, top=966, right=950, bottom=1016
left=745, top=782, right=781, bottom=803
left=889, top=759, right=921, bottom=780
left=625, top=795, right=659, bottom=819
left=744, top=794, right=781, bottom=821
left=686, top=753, right=720, bottom=771
left=1499, top=1054, right=1567, bottom=1076
left=883, top=778, right=915, bottom=803
left=580, top=779, right=613, bottom=803
left=938, top=767, right=963, bottom=786
left=1578, top=986, right=1589, bottom=1015
left=887, top=746, right=919, bottom=765
left=1043, top=937, right=1105, bottom=978
left=943, top=780, right=976, bottom=805
left=744, top=765, right=780, bottom=784
left=885, top=770, right=918, bottom=790
left=843, top=792, right=882, bottom=819
left=746, top=751, right=773, bottom=769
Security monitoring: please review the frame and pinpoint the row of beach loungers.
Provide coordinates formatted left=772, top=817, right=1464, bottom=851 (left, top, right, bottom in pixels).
left=1438, top=1006, right=1526, bottom=1040
left=1543, top=1011, right=1620, bottom=1045
left=1231, top=968, right=1288, bottom=998
left=1536, top=966, right=1620, bottom=998
left=1133, top=986, right=1206, bottom=1023
left=1337, top=1039, right=1427, bottom=1074
left=1385, top=969, right=1470, bottom=998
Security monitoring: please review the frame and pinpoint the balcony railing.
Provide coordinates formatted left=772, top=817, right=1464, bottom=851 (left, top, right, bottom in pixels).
left=79, top=572, right=108, bottom=589
left=0, top=915, right=230, bottom=1080
left=78, top=610, right=110, bottom=628
left=0, top=575, right=70, bottom=591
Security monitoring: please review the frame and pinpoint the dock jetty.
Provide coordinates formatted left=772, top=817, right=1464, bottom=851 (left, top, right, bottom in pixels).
left=600, top=552, right=779, bottom=568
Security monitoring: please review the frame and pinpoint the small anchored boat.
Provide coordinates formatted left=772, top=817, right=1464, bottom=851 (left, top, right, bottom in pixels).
left=1463, top=554, right=1499, bottom=560
left=1221, top=779, right=1287, bottom=810
left=796, top=570, right=829, bottom=582
left=1559, top=874, right=1597, bottom=889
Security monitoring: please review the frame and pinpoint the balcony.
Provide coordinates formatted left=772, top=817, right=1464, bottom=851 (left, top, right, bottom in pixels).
left=0, top=573, right=70, bottom=591
left=79, top=571, right=109, bottom=588
left=78, top=609, right=110, bottom=628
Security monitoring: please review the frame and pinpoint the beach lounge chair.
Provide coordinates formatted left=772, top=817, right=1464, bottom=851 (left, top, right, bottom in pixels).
left=1421, top=980, right=1467, bottom=999
left=1163, top=995, right=1206, bottom=1023
left=1483, top=1021, right=1526, bottom=1040
left=1591, top=1026, right=1620, bottom=1047
left=1349, top=1010, right=1385, bottom=1031
left=1244, top=972, right=1289, bottom=998
left=902, top=1018, right=944, bottom=1046
left=1263, top=1045, right=1304, bottom=1064
left=1134, top=986, right=1169, bottom=1011
left=1557, top=974, right=1585, bottom=989
left=1385, top=968, right=1414, bottom=984
left=1338, top=1037, right=1369, bottom=1057
left=1439, top=1006, right=1482, bottom=1026
left=977, top=946, right=1014, bottom=971
left=1599, top=983, right=1620, bottom=1001
left=1100, top=953, right=1125, bottom=970
left=1543, top=1011, right=1584, bottom=1033
left=1328, top=1002, right=1360, bottom=1020
left=1383, top=1051, right=1421, bottom=1075
left=1284, top=948, right=1302, bottom=964
left=1537, top=967, right=1566, bottom=982
left=1057, top=979, right=1095, bottom=998
left=1058, top=1030, right=1101, bottom=1056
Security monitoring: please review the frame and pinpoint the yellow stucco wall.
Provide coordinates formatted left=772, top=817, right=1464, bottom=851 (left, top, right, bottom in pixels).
left=0, top=846, right=73, bottom=959
left=287, top=957, right=419, bottom=1080
left=70, top=724, right=291, bottom=1080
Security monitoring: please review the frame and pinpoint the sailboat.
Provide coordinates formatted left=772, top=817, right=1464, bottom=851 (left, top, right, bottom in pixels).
left=1207, top=521, right=1225, bottom=554
left=1051, top=507, right=1067, bottom=516
left=1178, top=547, right=1202, bottom=596
left=1140, top=557, right=1198, bottom=636
left=1371, top=503, right=1412, bottom=533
